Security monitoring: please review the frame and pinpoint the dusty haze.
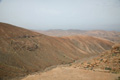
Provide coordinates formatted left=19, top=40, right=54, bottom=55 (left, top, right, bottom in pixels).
left=0, top=0, right=120, bottom=31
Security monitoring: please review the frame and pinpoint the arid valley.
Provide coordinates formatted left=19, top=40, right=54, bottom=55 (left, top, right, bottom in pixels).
left=0, top=23, right=120, bottom=80
left=0, top=0, right=120, bottom=80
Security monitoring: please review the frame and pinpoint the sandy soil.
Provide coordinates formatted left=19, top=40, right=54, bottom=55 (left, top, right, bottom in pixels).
left=21, top=66, right=119, bottom=80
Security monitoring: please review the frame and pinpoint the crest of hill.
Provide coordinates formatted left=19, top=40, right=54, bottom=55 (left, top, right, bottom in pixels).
left=0, top=22, right=43, bottom=38
left=36, top=29, right=120, bottom=43
left=0, top=23, right=114, bottom=80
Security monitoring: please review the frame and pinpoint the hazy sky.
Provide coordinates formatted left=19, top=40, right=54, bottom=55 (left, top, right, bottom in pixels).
left=0, top=0, right=120, bottom=31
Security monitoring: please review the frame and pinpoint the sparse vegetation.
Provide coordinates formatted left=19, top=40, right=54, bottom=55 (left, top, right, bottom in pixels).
left=116, top=76, right=120, bottom=80
left=105, top=67, right=112, bottom=70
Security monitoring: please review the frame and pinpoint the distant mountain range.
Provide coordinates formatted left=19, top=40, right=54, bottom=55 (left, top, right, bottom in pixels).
left=35, top=29, right=120, bottom=43
left=0, top=23, right=114, bottom=80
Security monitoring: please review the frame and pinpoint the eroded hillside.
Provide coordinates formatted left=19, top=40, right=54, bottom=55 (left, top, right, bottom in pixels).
left=0, top=23, right=114, bottom=80
left=21, top=44, right=120, bottom=80
left=73, top=44, right=120, bottom=74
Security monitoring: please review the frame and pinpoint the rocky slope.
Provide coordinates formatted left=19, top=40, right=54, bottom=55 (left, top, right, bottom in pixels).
left=0, top=23, right=114, bottom=80
left=73, top=44, right=120, bottom=74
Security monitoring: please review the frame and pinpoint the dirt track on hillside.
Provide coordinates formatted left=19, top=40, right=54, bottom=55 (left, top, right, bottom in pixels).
left=21, top=66, right=119, bottom=80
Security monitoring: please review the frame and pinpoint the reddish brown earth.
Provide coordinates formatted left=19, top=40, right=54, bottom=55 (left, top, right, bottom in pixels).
left=21, top=44, right=120, bottom=80
left=0, top=23, right=115, bottom=80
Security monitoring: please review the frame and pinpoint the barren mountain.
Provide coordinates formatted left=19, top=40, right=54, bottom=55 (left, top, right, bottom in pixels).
left=0, top=23, right=114, bottom=80
left=35, top=29, right=120, bottom=43
left=21, top=44, right=120, bottom=80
